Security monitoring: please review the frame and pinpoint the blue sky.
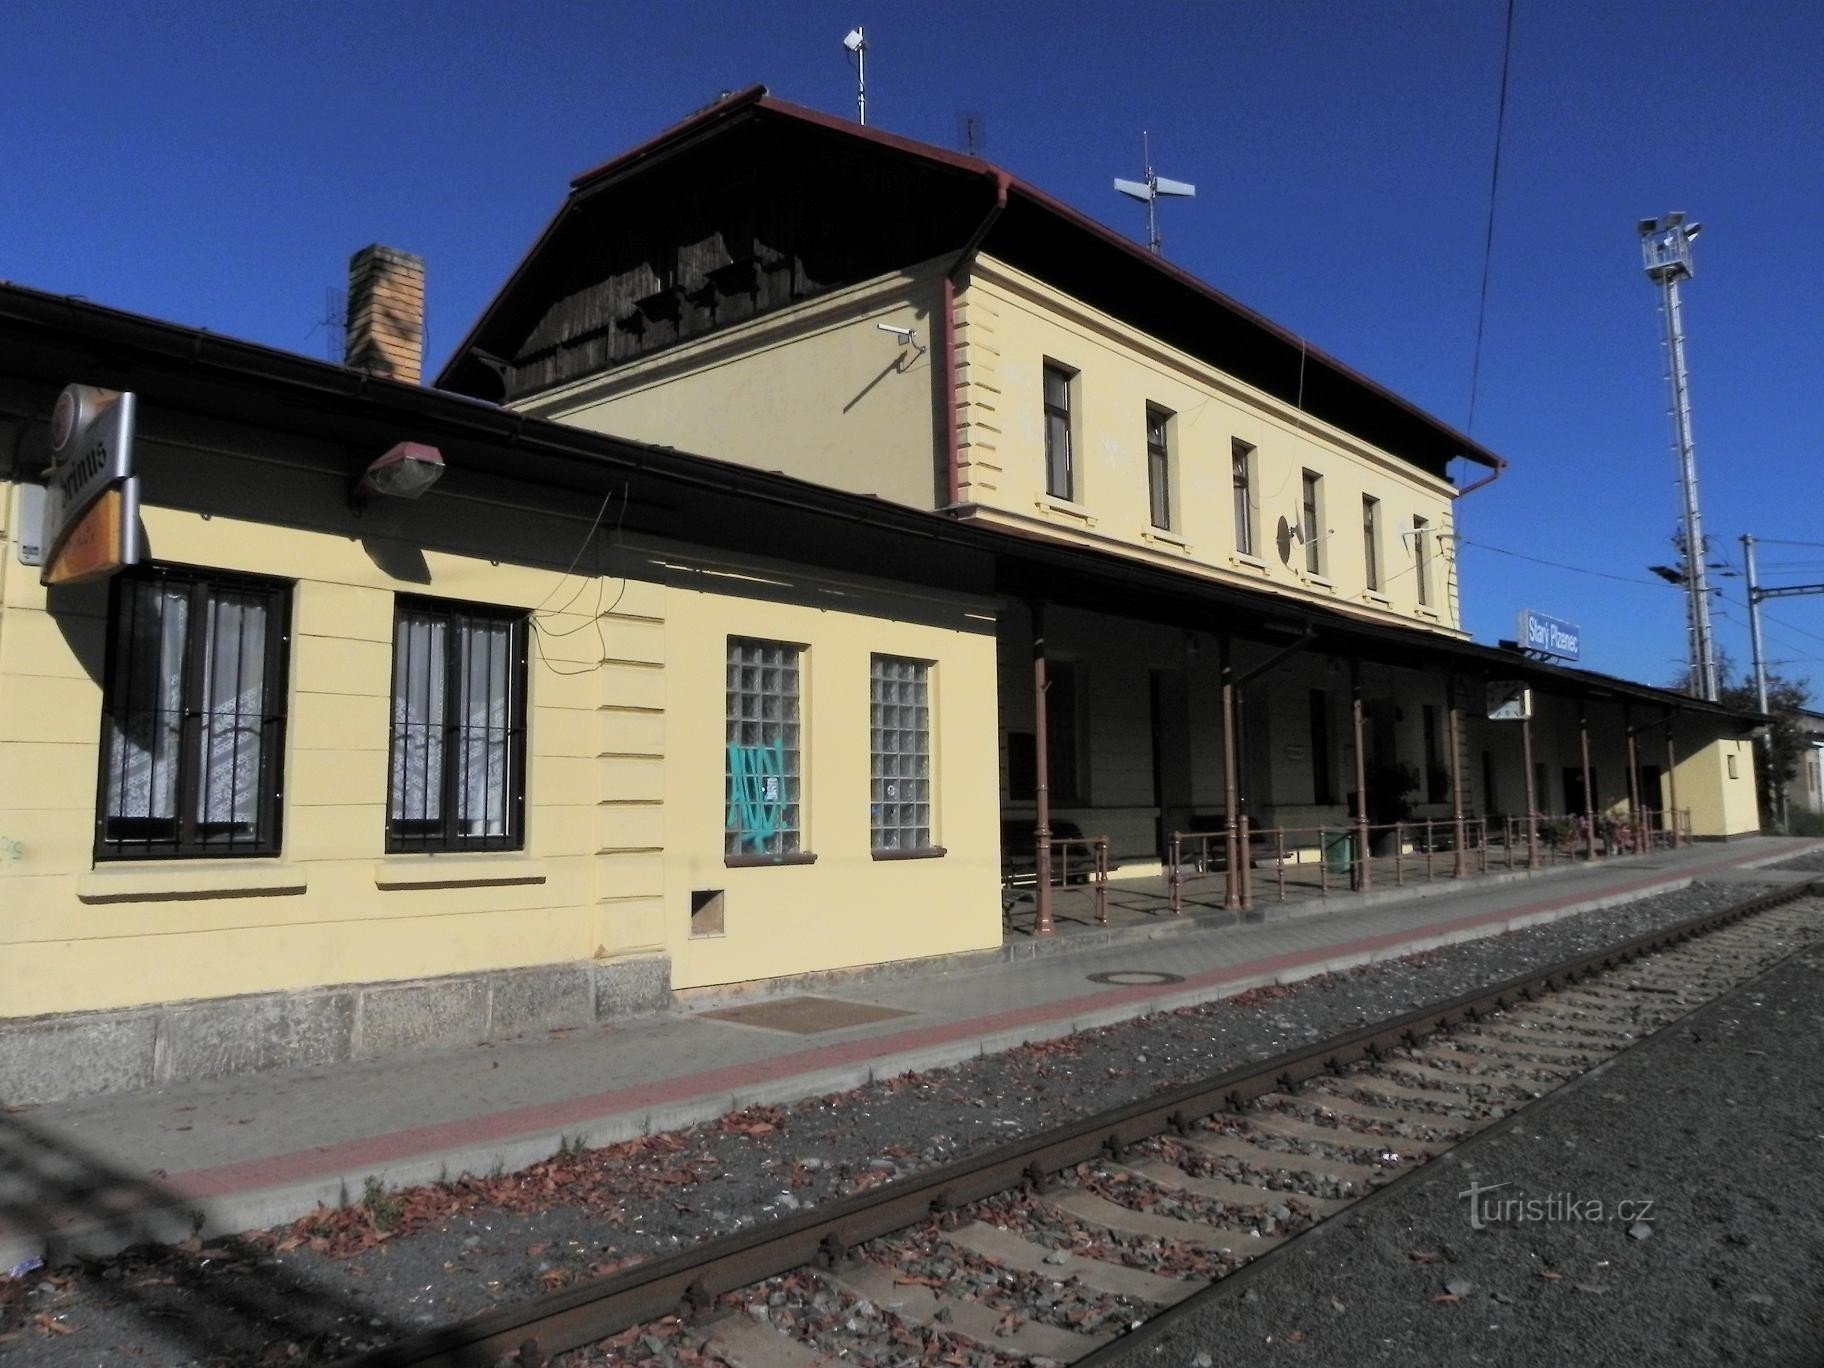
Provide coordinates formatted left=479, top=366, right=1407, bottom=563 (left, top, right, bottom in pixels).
left=7, top=1, right=1821, bottom=693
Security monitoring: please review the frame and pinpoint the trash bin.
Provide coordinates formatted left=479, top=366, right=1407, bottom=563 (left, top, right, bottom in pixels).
left=1321, top=830, right=1356, bottom=881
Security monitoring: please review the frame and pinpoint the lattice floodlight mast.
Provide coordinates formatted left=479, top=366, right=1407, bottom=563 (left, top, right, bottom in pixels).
left=1115, top=132, right=1195, bottom=257
left=1640, top=211, right=1718, bottom=702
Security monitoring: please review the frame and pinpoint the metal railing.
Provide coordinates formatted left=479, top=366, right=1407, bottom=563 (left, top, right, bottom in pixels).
left=1165, top=808, right=1692, bottom=912
left=1002, top=833, right=1112, bottom=927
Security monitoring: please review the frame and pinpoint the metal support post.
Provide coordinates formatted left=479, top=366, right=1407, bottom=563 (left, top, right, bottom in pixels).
left=1031, top=603, right=1054, bottom=936
left=1521, top=712, right=1539, bottom=868
left=1351, top=660, right=1371, bottom=892
left=1221, top=637, right=1241, bottom=911
left=1580, top=709, right=1596, bottom=860
left=1448, top=681, right=1469, bottom=879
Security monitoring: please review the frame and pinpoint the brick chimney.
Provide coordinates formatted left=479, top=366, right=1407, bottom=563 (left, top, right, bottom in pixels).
left=345, top=244, right=425, bottom=384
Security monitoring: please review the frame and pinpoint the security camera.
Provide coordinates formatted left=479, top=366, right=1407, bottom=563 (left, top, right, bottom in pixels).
left=877, top=323, right=916, bottom=344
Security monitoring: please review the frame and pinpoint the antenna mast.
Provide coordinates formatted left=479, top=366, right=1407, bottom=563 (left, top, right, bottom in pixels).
left=841, top=27, right=867, bottom=125
left=1113, top=131, right=1195, bottom=256
left=1639, top=211, right=1717, bottom=702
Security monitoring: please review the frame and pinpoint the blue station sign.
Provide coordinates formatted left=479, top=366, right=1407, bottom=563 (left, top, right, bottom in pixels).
left=1519, top=609, right=1581, bottom=662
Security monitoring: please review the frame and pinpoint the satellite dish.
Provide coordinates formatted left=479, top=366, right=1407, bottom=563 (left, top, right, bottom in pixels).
left=1275, top=515, right=1296, bottom=565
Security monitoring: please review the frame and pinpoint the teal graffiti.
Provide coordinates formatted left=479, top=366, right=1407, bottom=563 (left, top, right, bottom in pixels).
left=0, top=837, right=19, bottom=863
left=726, top=741, right=788, bottom=848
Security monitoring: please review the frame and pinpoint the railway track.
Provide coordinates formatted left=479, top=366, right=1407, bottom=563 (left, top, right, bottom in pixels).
left=341, top=880, right=1824, bottom=1368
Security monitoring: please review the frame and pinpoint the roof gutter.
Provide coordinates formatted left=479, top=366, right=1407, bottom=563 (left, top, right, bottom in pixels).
left=1453, top=452, right=1508, bottom=498
left=943, top=172, right=1011, bottom=508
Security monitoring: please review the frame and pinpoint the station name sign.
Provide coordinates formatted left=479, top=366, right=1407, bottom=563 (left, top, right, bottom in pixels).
left=38, top=385, right=142, bottom=586
left=1518, top=608, right=1580, bottom=662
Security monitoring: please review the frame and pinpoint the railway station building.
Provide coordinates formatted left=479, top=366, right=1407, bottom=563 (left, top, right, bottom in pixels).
left=0, top=89, right=1761, bottom=1102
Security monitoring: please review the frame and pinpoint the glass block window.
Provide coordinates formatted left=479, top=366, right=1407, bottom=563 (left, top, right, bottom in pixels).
left=725, top=638, right=802, bottom=857
left=388, top=599, right=528, bottom=852
left=97, top=569, right=290, bottom=859
left=870, top=655, right=932, bottom=850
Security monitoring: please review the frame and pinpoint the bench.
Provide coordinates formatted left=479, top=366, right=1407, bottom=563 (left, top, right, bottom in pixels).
left=1176, top=815, right=1268, bottom=871
left=1001, top=818, right=1117, bottom=889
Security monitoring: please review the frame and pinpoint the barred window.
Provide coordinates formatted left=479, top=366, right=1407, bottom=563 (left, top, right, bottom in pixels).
left=871, top=656, right=932, bottom=851
left=97, top=569, right=290, bottom=859
left=388, top=599, right=527, bottom=852
left=725, top=638, right=802, bottom=858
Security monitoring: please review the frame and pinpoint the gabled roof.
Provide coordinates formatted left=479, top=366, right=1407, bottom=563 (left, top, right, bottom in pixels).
left=438, top=86, right=1505, bottom=484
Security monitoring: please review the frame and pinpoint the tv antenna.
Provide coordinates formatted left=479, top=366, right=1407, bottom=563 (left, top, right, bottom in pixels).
left=957, top=112, right=987, bottom=158
left=841, top=26, right=867, bottom=125
left=319, top=285, right=346, bottom=362
left=1114, top=131, right=1195, bottom=256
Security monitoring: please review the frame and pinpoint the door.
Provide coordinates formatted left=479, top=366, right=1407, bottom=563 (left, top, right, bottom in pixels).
left=1150, top=668, right=1193, bottom=860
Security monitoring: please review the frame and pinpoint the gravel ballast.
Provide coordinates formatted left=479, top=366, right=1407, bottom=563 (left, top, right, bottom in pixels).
left=0, top=877, right=1797, bottom=1364
left=1103, top=920, right=1824, bottom=1367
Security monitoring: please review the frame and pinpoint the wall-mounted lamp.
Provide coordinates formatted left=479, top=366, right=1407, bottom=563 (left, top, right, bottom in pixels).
left=877, top=322, right=927, bottom=361
left=354, top=441, right=444, bottom=507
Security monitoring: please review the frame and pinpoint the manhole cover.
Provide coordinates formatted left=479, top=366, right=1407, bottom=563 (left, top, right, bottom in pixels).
left=1086, top=970, right=1186, bottom=986
left=699, top=996, right=917, bottom=1034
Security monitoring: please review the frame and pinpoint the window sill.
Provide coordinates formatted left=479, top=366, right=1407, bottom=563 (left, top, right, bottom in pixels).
left=725, top=852, right=819, bottom=869
left=871, top=846, right=948, bottom=861
left=1304, top=572, right=1335, bottom=590
left=1038, top=495, right=1097, bottom=527
left=1230, top=552, right=1268, bottom=572
left=1363, top=591, right=1391, bottom=606
left=1140, top=528, right=1189, bottom=551
left=1414, top=607, right=1441, bottom=621
left=78, top=860, right=308, bottom=904
left=373, top=855, right=547, bottom=890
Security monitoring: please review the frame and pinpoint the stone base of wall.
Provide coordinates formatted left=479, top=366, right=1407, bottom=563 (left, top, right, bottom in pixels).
left=0, top=955, right=672, bottom=1108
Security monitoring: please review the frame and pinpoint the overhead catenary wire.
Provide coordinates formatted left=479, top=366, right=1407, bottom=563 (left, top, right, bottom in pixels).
left=1456, top=536, right=1670, bottom=589
left=1464, top=0, right=1517, bottom=437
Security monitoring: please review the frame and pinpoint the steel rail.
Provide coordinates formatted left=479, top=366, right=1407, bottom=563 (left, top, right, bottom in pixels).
left=339, top=876, right=1822, bottom=1368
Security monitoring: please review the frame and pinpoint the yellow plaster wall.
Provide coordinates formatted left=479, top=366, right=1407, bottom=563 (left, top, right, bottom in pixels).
left=519, top=263, right=948, bottom=510
left=660, top=562, right=1002, bottom=989
left=955, top=257, right=1464, bottom=635
left=1671, top=735, right=1760, bottom=838
left=0, top=476, right=664, bottom=1019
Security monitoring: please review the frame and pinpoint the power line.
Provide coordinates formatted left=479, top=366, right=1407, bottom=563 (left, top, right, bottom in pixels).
left=1465, top=0, right=1517, bottom=436
left=1457, top=537, right=1668, bottom=588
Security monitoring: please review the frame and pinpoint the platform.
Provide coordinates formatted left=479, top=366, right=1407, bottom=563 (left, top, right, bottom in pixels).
left=1, top=835, right=1816, bottom=1270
